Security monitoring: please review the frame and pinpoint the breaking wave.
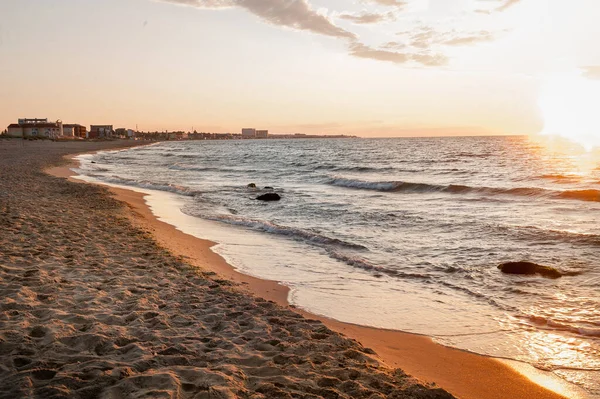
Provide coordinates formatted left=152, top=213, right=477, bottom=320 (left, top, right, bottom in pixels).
left=85, top=174, right=202, bottom=197
left=521, top=315, right=600, bottom=338
left=325, top=177, right=600, bottom=202
left=326, top=250, right=432, bottom=281
left=192, top=214, right=368, bottom=251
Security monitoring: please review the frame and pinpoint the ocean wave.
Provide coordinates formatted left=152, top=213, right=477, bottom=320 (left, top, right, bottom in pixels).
left=326, top=177, right=409, bottom=192
left=558, top=189, right=600, bottom=202
left=455, top=152, right=492, bottom=158
left=494, top=224, right=600, bottom=247
left=433, top=169, right=475, bottom=176
left=537, top=174, right=582, bottom=183
left=323, top=165, right=399, bottom=173
left=198, top=214, right=367, bottom=250
left=325, top=177, right=600, bottom=203
left=313, top=163, right=338, bottom=170
left=84, top=174, right=202, bottom=197
left=340, top=165, right=396, bottom=172
left=88, top=167, right=110, bottom=172
left=168, top=163, right=263, bottom=174
left=170, top=164, right=225, bottom=172
left=325, top=252, right=521, bottom=314
left=326, top=250, right=432, bottom=280
left=521, top=315, right=600, bottom=337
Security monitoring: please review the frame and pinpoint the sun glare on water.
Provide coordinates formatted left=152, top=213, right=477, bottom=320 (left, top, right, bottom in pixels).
left=538, top=71, right=600, bottom=151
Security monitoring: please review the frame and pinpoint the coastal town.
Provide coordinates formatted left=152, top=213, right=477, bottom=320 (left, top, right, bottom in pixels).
left=2, top=118, right=355, bottom=141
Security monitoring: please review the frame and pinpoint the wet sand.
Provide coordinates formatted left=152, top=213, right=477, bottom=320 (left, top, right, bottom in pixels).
left=0, top=139, right=579, bottom=398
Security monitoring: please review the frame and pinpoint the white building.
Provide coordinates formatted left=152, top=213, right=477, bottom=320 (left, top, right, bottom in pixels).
left=256, top=130, right=268, bottom=138
left=241, top=128, right=256, bottom=138
left=7, top=119, right=63, bottom=138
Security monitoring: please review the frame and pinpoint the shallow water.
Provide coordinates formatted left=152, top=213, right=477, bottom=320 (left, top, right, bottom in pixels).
left=76, top=136, right=600, bottom=396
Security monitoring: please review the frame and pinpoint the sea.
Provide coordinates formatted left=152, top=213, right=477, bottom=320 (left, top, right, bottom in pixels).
left=74, top=136, right=600, bottom=397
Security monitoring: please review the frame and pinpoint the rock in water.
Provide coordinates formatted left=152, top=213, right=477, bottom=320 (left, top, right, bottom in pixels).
left=498, top=261, right=562, bottom=279
left=256, top=193, right=281, bottom=201
left=264, top=186, right=274, bottom=190
left=247, top=183, right=256, bottom=188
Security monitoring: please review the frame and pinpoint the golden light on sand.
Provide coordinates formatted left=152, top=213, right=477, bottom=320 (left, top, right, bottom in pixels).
left=538, top=72, right=600, bottom=151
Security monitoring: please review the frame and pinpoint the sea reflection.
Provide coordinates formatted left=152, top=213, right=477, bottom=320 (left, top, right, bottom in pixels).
left=502, top=310, right=600, bottom=396
left=527, top=134, right=600, bottom=178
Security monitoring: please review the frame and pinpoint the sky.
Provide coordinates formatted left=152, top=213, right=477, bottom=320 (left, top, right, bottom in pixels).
left=0, top=0, right=599, bottom=136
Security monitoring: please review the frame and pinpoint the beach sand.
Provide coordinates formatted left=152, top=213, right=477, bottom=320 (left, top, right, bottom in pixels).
left=0, top=139, right=579, bottom=399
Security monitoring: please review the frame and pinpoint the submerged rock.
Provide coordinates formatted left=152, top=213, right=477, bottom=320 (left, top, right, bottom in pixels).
left=264, top=186, right=274, bottom=190
left=498, top=261, right=562, bottom=279
left=256, top=193, right=281, bottom=202
left=247, top=183, right=256, bottom=188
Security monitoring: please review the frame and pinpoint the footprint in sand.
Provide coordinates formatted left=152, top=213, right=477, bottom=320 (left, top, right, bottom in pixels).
left=31, top=369, right=57, bottom=380
left=12, top=357, right=32, bottom=368
left=29, top=326, right=46, bottom=338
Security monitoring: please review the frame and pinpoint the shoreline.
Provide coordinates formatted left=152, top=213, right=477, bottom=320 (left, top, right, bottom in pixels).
left=47, top=148, right=587, bottom=399
left=6, top=139, right=460, bottom=398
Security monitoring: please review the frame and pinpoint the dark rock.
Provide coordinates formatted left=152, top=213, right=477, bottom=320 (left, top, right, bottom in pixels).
left=264, top=186, right=274, bottom=190
left=247, top=183, right=256, bottom=188
left=498, top=261, right=562, bottom=279
left=256, top=193, right=281, bottom=201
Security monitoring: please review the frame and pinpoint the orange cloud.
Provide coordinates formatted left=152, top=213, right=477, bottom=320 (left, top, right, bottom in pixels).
left=339, top=11, right=395, bottom=24
left=349, top=42, right=448, bottom=66
left=163, top=0, right=356, bottom=39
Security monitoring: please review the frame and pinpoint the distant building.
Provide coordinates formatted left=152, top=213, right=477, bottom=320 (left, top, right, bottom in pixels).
left=63, top=124, right=87, bottom=138
left=241, top=128, right=256, bottom=138
left=18, top=118, right=48, bottom=125
left=6, top=118, right=63, bottom=138
left=115, top=128, right=127, bottom=138
left=89, top=125, right=114, bottom=139
left=256, top=130, right=268, bottom=138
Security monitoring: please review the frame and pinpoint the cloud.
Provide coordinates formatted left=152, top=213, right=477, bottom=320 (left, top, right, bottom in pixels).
left=339, top=11, right=395, bottom=24
left=406, top=27, right=435, bottom=49
left=349, top=42, right=409, bottom=63
left=161, top=0, right=356, bottom=39
left=475, top=0, right=522, bottom=14
left=163, top=0, right=234, bottom=7
left=380, top=41, right=406, bottom=50
left=159, top=0, right=451, bottom=67
left=367, top=0, right=408, bottom=8
left=399, top=26, right=497, bottom=48
left=443, top=30, right=495, bottom=46
left=496, top=0, right=521, bottom=12
left=410, top=52, right=449, bottom=66
left=349, top=42, right=448, bottom=66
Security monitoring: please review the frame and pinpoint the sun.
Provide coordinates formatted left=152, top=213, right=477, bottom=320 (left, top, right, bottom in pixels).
left=538, top=71, right=600, bottom=151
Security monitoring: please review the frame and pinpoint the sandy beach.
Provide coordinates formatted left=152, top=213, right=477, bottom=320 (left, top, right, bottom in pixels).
left=0, top=139, right=580, bottom=399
